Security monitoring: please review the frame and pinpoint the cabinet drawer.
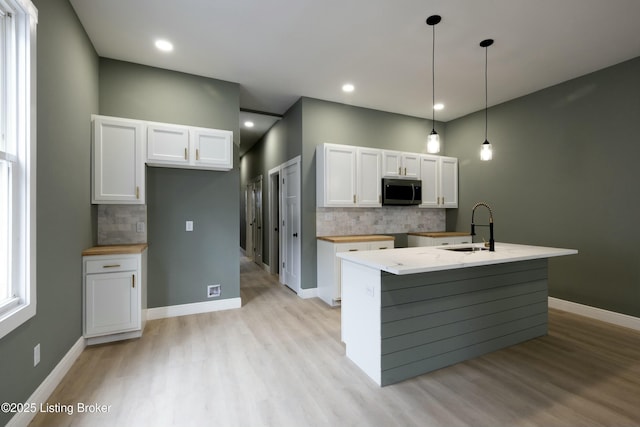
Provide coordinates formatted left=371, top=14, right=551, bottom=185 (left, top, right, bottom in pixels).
left=335, top=242, right=371, bottom=253
left=85, top=257, right=138, bottom=274
left=370, top=242, right=393, bottom=250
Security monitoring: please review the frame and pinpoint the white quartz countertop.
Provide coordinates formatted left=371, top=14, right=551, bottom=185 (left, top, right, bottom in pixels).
left=337, top=242, right=577, bottom=275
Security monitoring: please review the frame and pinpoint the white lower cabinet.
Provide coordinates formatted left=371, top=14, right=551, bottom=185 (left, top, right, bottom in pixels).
left=407, top=234, right=471, bottom=247
left=317, top=237, right=394, bottom=306
left=83, top=247, right=147, bottom=345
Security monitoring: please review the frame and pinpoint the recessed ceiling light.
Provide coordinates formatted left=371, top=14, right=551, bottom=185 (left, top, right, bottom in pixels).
left=155, top=39, right=174, bottom=52
left=434, top=103, right=444, bottom=111
left=342, top=83, right=355, bottom=93
left=244, top=121, right=255, bottom=128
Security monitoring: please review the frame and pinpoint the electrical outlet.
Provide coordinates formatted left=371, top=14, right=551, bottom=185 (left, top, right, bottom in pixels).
left=186, top=220, right=194, bottom=232
left=136, top=222, right=145, bottom=233
left=207, top=284, right=221, bottom=298
left=34, top=343, right=40, bottom=367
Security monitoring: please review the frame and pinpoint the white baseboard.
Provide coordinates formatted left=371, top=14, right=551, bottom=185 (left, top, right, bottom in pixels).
left=298, top=287, right=318, bottom=299
left=7, top=337, right=86, bottom=427
left=146, top=297, right=242, bottom=320
left=549, top=297, right=640, bottom=332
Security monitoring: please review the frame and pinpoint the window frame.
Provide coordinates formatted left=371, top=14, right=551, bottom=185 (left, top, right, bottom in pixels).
left=0, top=0, right=37, bottom=340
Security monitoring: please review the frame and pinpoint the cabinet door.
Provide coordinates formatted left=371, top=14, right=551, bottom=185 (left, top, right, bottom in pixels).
left=356, top=148, right=382, bottom=207
left=92, top=116, right=145, bottom=204
left=382, top=150, right=402, bottom=178
left=402, top=154, right=420, bottom=179
left=335, top=242, right=371, bottom=300
left=323, top=145, right=357, bottom=206
left=147, top=124, right=190, bottom=166
left=419, top=155, right=439, bottom=207
left=440, top=157, right=458, bottom=208
left=85, top=271, right=139, bottom=336
left=192, top=128, right=233, bottom=170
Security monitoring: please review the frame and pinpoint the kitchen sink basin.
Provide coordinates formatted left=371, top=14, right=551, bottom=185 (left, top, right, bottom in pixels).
left=439, top=246, right=489, bottom=252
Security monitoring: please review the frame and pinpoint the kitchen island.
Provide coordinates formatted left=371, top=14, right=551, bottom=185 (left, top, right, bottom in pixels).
left=338, top=242, right=577, bottom=386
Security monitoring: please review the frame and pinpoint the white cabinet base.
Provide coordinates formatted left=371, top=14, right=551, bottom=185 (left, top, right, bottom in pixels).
left=86, top=329, right=143, bottom=346
left=317, top=238, right=394, bottom=307
left=83, top=249, right=147, bottom=345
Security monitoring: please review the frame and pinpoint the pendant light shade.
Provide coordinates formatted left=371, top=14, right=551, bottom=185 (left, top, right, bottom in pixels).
left=480, top=38, right=494, bottom=161
left=426, top=15, right=441, bottom=154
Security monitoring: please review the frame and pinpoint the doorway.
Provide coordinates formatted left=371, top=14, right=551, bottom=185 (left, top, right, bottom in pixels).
left=268, top=156, right=301, bottom=294
left=246, top=176, right=263, bottom=266
left=268, top=171, right=280, bottom=276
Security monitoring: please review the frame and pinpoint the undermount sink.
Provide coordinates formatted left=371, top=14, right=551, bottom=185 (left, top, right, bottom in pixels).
left=439, top=246, right=489, bottom=252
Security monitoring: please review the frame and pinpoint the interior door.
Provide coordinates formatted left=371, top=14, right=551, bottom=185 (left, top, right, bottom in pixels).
left=245, top=184, right=254, bottom=258
left=252, top=177, right=263, bottom=266
left=282, top=161, right=300, bottom=293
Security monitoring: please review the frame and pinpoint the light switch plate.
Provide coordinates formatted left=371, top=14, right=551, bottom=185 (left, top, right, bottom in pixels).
left=186, top=220, right=193, bottom=231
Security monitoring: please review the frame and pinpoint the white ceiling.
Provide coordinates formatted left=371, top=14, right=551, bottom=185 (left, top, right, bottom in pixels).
left=70, top=0, right=640, bottom=129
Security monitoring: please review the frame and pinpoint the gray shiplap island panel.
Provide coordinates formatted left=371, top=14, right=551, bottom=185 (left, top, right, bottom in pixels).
left=379, top=259, right=548, bottom=385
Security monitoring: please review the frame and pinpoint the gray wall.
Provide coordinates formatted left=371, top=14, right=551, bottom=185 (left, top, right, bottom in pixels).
left=445, top=56, right=640, bottom=317
left=99, top=59, right=241, bottom=307
left=299, top=97, right=443, bottom=289
left=0, top=0, right=98, bottom=424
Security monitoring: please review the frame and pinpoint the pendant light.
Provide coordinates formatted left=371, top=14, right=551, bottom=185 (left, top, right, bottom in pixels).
left=480, top=39, right=494, bottom=161
left=426, top=15, right=441, bottom=154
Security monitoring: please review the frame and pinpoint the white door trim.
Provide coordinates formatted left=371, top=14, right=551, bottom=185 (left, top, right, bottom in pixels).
left=269, top=156, right=301, bottom=294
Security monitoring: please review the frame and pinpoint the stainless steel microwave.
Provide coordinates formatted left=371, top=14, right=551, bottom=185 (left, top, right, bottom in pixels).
left=382, top=178, right=422, bottom=206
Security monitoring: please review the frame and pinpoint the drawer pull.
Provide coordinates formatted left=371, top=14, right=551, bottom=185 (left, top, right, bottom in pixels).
left=184, top=147, right=188, bottom=160
left=103, top=264, right=121, bottom=268
left=348, top=249, right=359, bottom=252
left=132, top=274, right=135, bottom=288
left=196, top=149, right=200, bottom=161
left=378, top=247, right=388, bottom=250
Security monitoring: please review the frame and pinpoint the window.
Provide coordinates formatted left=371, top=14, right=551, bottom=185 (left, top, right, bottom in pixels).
left=0, top=0, right=36, bottom=340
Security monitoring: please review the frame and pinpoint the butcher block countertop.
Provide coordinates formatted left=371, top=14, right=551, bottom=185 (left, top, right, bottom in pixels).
left=317, top=235, right=395, bottom=243
left=82, top=244, right=148, bottom=256
left=407, top=231, right=471, bottom=237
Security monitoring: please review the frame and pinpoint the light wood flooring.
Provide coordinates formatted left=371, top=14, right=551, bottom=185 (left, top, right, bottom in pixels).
left=31, top=256, right=640, bottom=427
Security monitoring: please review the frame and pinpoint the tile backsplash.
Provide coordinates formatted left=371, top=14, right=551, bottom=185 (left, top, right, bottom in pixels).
left=97, top=204, right=147, bottom=245
left=316, top=207, right=445, bottom=236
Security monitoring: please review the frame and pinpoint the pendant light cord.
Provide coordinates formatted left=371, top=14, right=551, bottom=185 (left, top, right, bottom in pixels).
left=484, top=44, right=488, bottom=141
left=432, top=23, right=436, bottom=127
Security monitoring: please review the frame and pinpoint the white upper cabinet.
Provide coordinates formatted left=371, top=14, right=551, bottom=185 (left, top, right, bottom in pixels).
left=317, top=144, right=357, bottom=207
left=92, top=115, right=145, bottom=204
left=317, top=143, right=458, bottom=209
left=419, top=155, right=439, bottom=207
left=419, top=155, right=458, bottom=208
left=317, top=144, right=383, bottom=208
left=382, top=150, right=420, bottom=179
left=146, top=122, right=233, bottom=171
left=192, top=128, right=233, bottom=170
left=356, top=148, right=382, bottom=207
left=439, top=156, right=458, bottom=208
left=146, top=123, right=190, bottom=166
